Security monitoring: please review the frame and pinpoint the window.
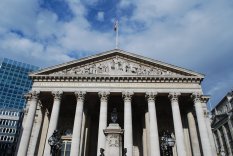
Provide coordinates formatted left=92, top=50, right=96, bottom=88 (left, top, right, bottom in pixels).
left=61, top=141, right=71, bottom=156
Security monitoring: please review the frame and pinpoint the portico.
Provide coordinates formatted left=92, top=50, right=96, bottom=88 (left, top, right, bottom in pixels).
left=17, top=49, right=217, bottom=156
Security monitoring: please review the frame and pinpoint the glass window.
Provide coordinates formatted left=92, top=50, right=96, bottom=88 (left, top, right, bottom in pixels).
left=61, top=141, right=71, bottom=156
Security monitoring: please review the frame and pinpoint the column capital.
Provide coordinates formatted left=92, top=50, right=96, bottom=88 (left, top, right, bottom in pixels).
left=146, top=92, right=157, bottom=102
left=201, top=95, right=210, bottom=104
left=191, top=92, right=202, bottom=103
left=168, top=92, right=180, bottom=103
left=122, top=91, right=134, bottom=102
left=38, top=102, right=43, bottom=109
left=98, top=91, right=110, bottom=102
left=74, top=91, right=86, bottom=101
left=44, top=108, right=50, bottom=116
left=24, top=91, right=39, bottom=101
left=52, top=91, right=63, bottom=100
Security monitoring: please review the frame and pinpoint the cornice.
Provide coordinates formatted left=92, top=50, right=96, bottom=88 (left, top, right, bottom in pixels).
left=30, top=75, right=203, bottom=84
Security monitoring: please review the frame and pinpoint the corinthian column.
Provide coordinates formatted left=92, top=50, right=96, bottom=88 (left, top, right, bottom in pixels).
left=44, top=91, right=62, bottom=156
left=70, top=91, right=86, bottom=156
left=187, top=111, right=201, bottom=156
left=228, top=115, right=233, bottom=141
left=27, top=103, right=43, bottom=155
left=192, top=93, right=213, bottom=156
left=202, top=96, right=217, bottom=156
left=123, top=91, right=133, bottom=156
left=18, top=91, right=39, bottom=156
left=96, top=91, right=109, bottom=156
left=169, top=92, right=187, bottom=156
left=146, top=92, right=160, bottom=156
left=222, top=125, right=233, bottom=156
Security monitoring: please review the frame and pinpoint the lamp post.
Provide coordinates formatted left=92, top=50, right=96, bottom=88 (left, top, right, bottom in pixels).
left=160, top=130, right=175, bottom=156
left=48, top=130, right=62, bottom=156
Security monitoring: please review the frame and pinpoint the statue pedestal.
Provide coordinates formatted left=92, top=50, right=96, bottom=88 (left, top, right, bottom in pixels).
left=104, top=123, right=124, bottom=156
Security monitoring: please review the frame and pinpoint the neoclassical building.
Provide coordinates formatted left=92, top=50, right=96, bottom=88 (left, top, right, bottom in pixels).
left=211, top=91, right=233, bottom=156
left=17, top=49, right=217, bottom=156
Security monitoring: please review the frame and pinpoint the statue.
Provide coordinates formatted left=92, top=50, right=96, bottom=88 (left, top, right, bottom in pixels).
left=111, top=108, right=118, bottom=123
left=48, top=130, right=62, bottom=156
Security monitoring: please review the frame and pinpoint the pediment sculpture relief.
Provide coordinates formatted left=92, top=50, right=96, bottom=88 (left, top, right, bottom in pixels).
left=51, top=57, right=181, bottom=76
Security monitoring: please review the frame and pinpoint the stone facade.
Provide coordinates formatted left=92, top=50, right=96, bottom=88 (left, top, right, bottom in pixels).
left=211, top=91, right=233, bottom=156
left=16, top=49, right=217, bottom=156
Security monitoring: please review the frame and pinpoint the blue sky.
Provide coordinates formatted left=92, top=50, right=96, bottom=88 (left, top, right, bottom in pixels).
left=0, top=0, right=233, bottom=110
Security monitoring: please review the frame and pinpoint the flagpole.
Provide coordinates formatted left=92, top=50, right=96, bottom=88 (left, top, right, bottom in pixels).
left=115, top=20, right=119, bottom=49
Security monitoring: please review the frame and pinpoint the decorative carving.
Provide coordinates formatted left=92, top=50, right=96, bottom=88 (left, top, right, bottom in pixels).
left=24, top=91, right=39, bottom=101
left=50, top=57, right=180, bottom=76
left=98, top=91, right=110, bottom=102
left=168, top=92, right=180, bottom=103
left=108, top=134, right=120, bottom=147
left=74, top=91, right=86, bottom=101
left=191, top=92, right=202, bottom=103
left=122, top=91, right=133, bottom=102
left=52, top=91, right=63, bottom=100
left=146, top=92, right=157, bottom=102
left=200, top=96, right=210, bottom=104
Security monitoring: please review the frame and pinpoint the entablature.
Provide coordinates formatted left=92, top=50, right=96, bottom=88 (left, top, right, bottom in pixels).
left=31, top=75, right=202, bottom=84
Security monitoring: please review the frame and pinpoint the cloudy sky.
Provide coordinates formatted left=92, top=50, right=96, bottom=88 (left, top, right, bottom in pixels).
left=0, top=0, right=233, bottom=110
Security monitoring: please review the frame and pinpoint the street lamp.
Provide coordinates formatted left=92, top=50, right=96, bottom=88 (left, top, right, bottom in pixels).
left=48, top=130, right=62, bottom=156
left=160, top=130, right=175, bottom=156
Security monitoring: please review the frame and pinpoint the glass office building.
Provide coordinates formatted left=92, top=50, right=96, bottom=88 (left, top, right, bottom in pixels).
left=0, top=58, right=39, bottom=109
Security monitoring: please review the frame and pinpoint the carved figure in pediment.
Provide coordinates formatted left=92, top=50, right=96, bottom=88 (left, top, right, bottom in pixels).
left=125, top=62, right=131, bottom=72
left=137, top=65, right=148, bottom=75
left=80, top=66, right=89, bottom=74
left=150, top=68, right=161, bottom=75
left=131, top=66, right=138, bottom=73
left=66, top=68, right=75, bottom=74
left=97, top=63, right=108, bottom=73
left=110, top=59, right=116, bottom=70
left=89, top=64, right=96, bottom=74
left=117, top=61, right=123, bottom=71
left=75, top=68, right=82, bottom=74
left=114, top=58, right=119, bottom=70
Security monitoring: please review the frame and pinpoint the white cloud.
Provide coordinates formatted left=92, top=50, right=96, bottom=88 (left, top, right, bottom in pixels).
left=0, top=0, right=233, bottom=106
left=96, top=11, right=104, bottom=21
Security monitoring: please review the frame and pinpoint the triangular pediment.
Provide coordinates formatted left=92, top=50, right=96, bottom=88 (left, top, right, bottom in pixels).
left=30, top=49, right=204, bottom=78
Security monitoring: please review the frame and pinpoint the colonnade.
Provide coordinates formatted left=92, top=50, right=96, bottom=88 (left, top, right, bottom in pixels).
left=17, top=90, right=215, bottom=156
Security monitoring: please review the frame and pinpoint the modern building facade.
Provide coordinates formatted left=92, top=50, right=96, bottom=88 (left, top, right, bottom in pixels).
left=0, top=58, right=39, bottom=155
left=0, top=109, right=24, bottom=156
left=0, top=57, right=39, bottom=109
left=17, top=49, right=217, bottom=156
left=211, top=91, right=233, bottom=156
